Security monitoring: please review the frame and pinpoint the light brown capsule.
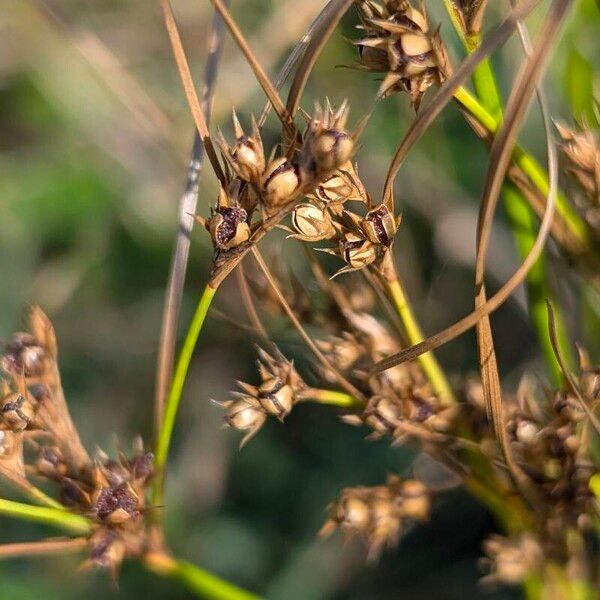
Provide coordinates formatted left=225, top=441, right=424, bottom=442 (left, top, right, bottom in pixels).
left=398, top=480, right=430, bottom=521
left=218, top=112, right=266, bottom=183
left=363, top=395, right=403, bottom=435
left=362, top=205, right=400, bottom=245
left=208, top=206, right=250, bottom=251
left=36, top=446, right=68, bottom=478
left=290, top=203, right=335, bottom=242
left=258, top=377, right=294, bottom=420
left=308, top=130, right=355, bottom=179
left=224, top=398, right=267, bottom=446
left=340, top=233, right=378, bottom=269
left=0, top=392, right=34, bottom=432
left=261, top=158, right=300, bottom=207
left=1, top=333, right=47, bottom=377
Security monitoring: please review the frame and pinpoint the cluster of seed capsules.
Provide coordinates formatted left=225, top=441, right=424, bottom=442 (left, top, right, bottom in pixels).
left=353, top=0, right=448, bottom=109
left=206, top=102, right=402, bottom=278
left=0, top=309, right=154, bottom=576
left=319, top=475, right=431, bottom=560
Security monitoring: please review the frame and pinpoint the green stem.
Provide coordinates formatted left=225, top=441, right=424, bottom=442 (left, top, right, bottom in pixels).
left=503, top=185, right=572, bottom=383
left=146, top=553, right=261, bottom=600
left=384, top=269, right=455, bottom=404
left=153, top=283, right=218, bottom=508
left=307, top=389, right=365, bottom=410
left=453, top=85, right=592, bottom=250
left=456, top=41, right=575, bottom=381
left=0, top=498, right=91, bottom=536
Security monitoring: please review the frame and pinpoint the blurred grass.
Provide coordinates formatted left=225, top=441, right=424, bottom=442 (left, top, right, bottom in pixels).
left=0, top=1, right=599, bottom=598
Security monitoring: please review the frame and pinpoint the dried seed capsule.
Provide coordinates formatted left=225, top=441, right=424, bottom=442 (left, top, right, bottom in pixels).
left=217, top=112, right=266, bottom=183
left=36, top=446, right=68, bottom=478
left=0, top=392, right=34, bottom=432
left=258, top=377, right=294, bottom=420
left=363, top=395, right=403, bottom=435
left=261, top=158, right=300, bottom=207
left=361, top=205, right=400, bottom=246
left=290, top=203, right=335, bottom=242
left=398, top=480, right=429, bottom=521
left=309, top=130, right=354, bottom=179
left=340, top=233, right=377, bottom=269
left=1, top=333, right=47, bottom=377
left=93, top=484, right=140, bottom=524
left=222, top=398, right=267, bottom=447
left=89, top=529, right=127, bottom=576
left=208, top=206, right=250, bottom=251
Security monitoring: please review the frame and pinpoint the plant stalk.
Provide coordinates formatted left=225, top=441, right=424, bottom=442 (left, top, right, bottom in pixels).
left=0, top=498, right=91, bottom=536
left=153, top=283, right=218, bottom=508
left=379, top=256, right=455, bottom=404
left=145, top=552, right=261, bottom=600
left=306, top=389, right=365, bottom=410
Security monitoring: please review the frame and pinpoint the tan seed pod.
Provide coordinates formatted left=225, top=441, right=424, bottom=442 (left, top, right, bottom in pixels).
left=261, top=158, right=300, bottom=207
left=208, top=206, right=251, bottom=251
left=1, top=333, right=47, bottom=377
left=361, top=204, right=401, bottom=245
left=0, top=392, right=34, bottom=432
left=340, top=233, right=378, bottom=269
left=217, top=111, right=265, bottom=183
left=398, top=480, right=430, bottom=521
left=258, top=377, right=294, bottom=420
left=290, top=203, right=336, bottom=242
left=222, top=398, right=267, bottom=447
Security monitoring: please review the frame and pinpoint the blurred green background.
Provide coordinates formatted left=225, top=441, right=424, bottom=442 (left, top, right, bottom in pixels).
left=1, top=1, right=599, bottom=598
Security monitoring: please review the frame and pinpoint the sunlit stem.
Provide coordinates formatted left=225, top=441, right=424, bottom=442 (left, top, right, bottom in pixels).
left=306, top=388, right=365, bottom=410
left=145, top=552, right=261, bottom=600
left=153, top=283, right=218, bottom=508
left=0, top=498, right=91, bottom=536
left=380, top=256, right=455, bottom=405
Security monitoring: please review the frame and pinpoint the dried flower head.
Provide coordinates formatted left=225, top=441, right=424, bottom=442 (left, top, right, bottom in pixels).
left=1, top=333, right=48, bottom=378
left=320, top=475, right=431, bottom=560
left=300, top=101, right=355, bottom=181
left=354, top=0, right=448, bottom=109
left=217, top=111, right=265, bottom=183
left=216, top=348, right=307, bottom=446
left=481, top=533, right=543, bottom=586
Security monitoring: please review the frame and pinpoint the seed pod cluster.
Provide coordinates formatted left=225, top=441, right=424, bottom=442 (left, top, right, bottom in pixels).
left=215, top=347, right=308, bottom=447
left=320, top=475, right=430, bottom=560
left=354, top=0, right=448, bottom=109
left=556, top=123, right=600, bottom=235
left=480, top=533, right=543, bottom=586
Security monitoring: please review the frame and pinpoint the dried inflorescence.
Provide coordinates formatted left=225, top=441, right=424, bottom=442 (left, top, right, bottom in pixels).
left=0, top=309, right=155, bottom=578
left=556, top=123, right=600, bottom=235
left=320, top=475, right=431, bottom=560
left=480, top=533, right=544, bottom=587
left=448, top=0, right=489, bottom=37
left=215, top=347, right=310, bottom=446
left=354, top=0, right=449, bottom=108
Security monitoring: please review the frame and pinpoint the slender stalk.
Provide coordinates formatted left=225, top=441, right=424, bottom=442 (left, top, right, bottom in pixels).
left=153, top=283, right=218, bottom=507
left=145, top=552, right=261, bottom=600
left=455, top=37, right=574, bottom=382
left=503, top=185, right=571, bottom=383
left=0, top=498, right=91, bottom=536
left=379, top=257, right=455, bottom=404
left=0, top=538, right=87, bottom=560
left=453, top=85, right=592, bottom=249
left=306, top=389, right=365, bottom=410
